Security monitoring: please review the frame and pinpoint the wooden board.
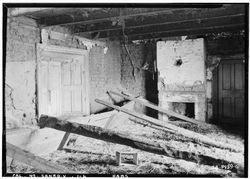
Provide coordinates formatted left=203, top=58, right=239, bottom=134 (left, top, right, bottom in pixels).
left=38, top=115, right=240, bottom=168
left=6, top=142, right=70, bottom=173
left=109, top=90, right=202, bottom=124
left=95, top=99, right=242, bottom=153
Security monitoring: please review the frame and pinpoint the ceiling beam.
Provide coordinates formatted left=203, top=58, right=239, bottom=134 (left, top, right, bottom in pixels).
left=121, top=23, right=245, bottom=41
left=96, top=15, right=245, bottom=39
left=38, top=8, right=186, bottom=27
left=71, top=4, right=245, bottom=34
left=37, top=5, right=225, bottom=27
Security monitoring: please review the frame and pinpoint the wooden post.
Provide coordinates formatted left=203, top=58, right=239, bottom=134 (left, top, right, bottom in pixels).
left=133, top=153, right=138, bottom=165
left=116, top=152, right=121, bottom=166
left=38, top=115, right=239, bottom=168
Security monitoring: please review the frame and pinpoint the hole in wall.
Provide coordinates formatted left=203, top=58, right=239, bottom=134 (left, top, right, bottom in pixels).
left=174, top=58, right=183, bottom=66
left=172, top=102, right=195, bottom=118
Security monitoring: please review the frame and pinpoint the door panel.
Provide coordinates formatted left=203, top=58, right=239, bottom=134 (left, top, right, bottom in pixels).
left=62, top=62, right=71, bottom=85
left=39, top=61, right=49, bottom=115
left=62, top=90, right=71, bottom=113
left=61, top=58, right=86, bottom=115
left=47, top=61, right=61, bottom=116
left=218, top=60, right=245, bottom=124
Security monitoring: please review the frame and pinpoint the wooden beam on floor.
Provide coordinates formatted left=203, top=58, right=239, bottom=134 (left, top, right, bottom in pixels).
left=6, top=142, right=71, bottom=173
left=38, top=115, right=240, bottom=168
left=95, top=99, right=242, bottom=153
left=109, top=90, right=202, bottom=124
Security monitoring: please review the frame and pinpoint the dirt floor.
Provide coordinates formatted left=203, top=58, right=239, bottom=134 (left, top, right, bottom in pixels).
left=7, top=108, right=245, bottom=177
left=6, top=99, right=245, bottom=177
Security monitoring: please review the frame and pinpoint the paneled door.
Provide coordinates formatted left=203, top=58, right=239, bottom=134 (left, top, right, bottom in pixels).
left=218, top=59, right=245, bottom=124
left=37, top=44, right=89, bottom=117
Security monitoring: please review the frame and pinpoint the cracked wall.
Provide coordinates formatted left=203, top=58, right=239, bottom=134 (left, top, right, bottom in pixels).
left=121, top=43, right=147, bottom=97
left=89, top=41, right=122, bottom=113
left=5, top=17, right=40, bottom=129
left=205, top=55, right=221, bottom=121
left=5, top=17, right=123, bottom=128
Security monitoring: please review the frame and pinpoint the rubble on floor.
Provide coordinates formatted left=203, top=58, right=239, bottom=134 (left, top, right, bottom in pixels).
left=6, top=101, right=244, bottom=176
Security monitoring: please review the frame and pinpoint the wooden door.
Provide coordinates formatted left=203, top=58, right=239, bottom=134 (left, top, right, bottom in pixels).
left=37, top=44, right=89, bottom=117
left=218, top=59, right=245, bottom=124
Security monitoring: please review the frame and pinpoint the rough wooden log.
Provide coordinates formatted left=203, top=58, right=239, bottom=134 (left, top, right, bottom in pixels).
left=95, top=99, right=241, bottom=153
left=109, top=90, right=201, bottom=124
left=38, top=115, right=238, bottom=168
left=6, top=142, right=70, bottom=173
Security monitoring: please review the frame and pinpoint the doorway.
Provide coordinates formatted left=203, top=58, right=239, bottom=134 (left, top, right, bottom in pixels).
left=213, top=59, right=245, bottom=124
left=37, top=44, right=90, bottom=117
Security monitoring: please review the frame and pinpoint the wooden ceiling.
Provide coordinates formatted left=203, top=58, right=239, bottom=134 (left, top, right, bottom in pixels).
left=8, top=4, right=246, bottom=41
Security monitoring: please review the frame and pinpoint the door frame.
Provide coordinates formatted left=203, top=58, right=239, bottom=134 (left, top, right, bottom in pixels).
left=36, top=43, right=90, bottom=117
left=212, top=55, right=245, bottom=124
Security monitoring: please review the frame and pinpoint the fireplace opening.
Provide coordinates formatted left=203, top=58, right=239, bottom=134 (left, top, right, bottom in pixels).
left=172, top=102, right=195, bottom=119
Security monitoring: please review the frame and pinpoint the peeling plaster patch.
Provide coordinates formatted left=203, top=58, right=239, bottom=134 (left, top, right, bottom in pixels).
left=157, top=39, right=206, bottom=121
left=5, top=83, right=16, bottom=110
left=41, top=29, right=107, bottom=51
left=157, top=39, right=206, bottom=87
left=103, top=47, right=108, bottom=54
left=206, top=56, right=221, bottom=71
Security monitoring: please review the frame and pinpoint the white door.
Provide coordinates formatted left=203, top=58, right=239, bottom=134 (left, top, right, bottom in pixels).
left=37, top=44, right=89, bottom=117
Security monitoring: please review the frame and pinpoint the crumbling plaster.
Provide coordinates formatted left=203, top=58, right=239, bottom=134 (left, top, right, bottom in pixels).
left=89, top=41, right=122, bottom=113
left=5, top=17, right=40, bottom=128
left=121, top=43, right=146, bottom=96
left=5, top=17, right=124, bottom=128
left=157, top=38, right=207, bottom=121
left=39, top=28, right=123, bottom=114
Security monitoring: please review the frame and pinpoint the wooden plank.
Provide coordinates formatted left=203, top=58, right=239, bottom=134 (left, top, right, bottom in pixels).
left=38, top=115, right=239, bottom=168
left=129, top=117, right=176, bottom=134
left=109, top=90, right=200, bottom=124
left=95, top=99, right=241, bottom=153
left=6, top=142, right=70, bottom=173
left=57, top=132, right=71, bottom=150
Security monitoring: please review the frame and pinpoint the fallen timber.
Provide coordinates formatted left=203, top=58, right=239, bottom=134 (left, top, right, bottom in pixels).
left=108, top=90, right=201, bottom=125
left=95, top=99, right=241, bottom=153
left=38, top=115, right=239, bottom=169
left=6, top=142, right=70, bottom=173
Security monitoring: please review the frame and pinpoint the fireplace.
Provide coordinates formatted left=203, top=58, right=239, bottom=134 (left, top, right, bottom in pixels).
left=172, top=102, right=195, bottom=118
left=157, top=38, right=206, bottom=121
left=159, top=92, right=206, bottom=121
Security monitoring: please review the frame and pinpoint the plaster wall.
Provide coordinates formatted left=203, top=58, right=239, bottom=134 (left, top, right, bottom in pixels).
left=157, top=38, right=206, bottom=121
left=5, top=17, right=40, bottom=128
